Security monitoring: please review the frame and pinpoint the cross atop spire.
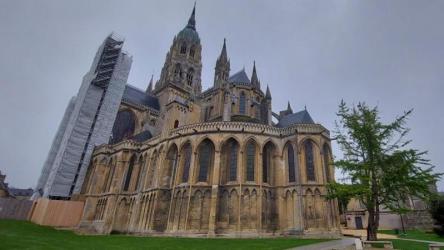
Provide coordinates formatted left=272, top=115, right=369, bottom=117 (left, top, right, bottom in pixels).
left=186, top=2, right=196, bottom=30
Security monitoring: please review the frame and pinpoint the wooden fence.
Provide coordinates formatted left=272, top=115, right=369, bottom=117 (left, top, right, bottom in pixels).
left=30, top=198, right=85, bottom=227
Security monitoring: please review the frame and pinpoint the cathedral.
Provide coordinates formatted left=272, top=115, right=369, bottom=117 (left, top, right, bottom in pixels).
left=74, top=6, right=340, bottom=236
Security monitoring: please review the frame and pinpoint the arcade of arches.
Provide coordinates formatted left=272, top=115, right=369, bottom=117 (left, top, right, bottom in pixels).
left=80, top=128, right=340, bottom=236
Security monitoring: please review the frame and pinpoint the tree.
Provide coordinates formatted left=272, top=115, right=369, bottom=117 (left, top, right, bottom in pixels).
left=430, top=196, right=444, bottom=237
left=327, top=101, right=441, bottom=240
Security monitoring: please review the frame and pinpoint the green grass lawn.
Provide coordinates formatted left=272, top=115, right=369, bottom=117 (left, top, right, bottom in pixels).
left=390, top=239, right=431, bottom=250
left=375, top=229, right=444, bottom=250
left=0, top=220, right=329, bottom=250
left=379, top=229, right=444, bottom=243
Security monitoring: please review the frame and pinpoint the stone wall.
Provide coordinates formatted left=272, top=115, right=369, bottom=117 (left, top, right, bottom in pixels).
left=0, top=198, right=33, bottom=220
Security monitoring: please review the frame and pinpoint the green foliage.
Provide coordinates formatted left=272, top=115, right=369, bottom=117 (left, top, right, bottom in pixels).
left=0, top=220, right=330, bottom=250
left=430, top=196, right=444, bottom=236
left=328, top=100, right=441, bottom=239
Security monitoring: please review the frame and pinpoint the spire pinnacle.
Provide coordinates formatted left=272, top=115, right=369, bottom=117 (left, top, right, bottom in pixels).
left=218, top=38, right=227, bottom=61
left=251, top=61, right=260, bottom=88
left=265, top=85, right=272, bottom=100
left=186, top=2, right=196, bottom=30
left=146, top=74, right=154, bottom=94
left=287, top=101, right=293, bottom=113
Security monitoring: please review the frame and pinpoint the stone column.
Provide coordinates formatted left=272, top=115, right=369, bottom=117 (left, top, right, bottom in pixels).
left=295, top=142, right=305, bottom=232
left=184, top=150, right=197, bottom=231
left=257, top=151, right=263, bottom=233
left=208, top=150, right=221, bottom=236
left=222, top=92, right=232, bottom=122
left=147, top=148, right=166, bottom=231
left=320, top=150, right=333, bottom=229
left=166, top=151, right=183, bottom=232
left=275, top=155, right=286, bottom=230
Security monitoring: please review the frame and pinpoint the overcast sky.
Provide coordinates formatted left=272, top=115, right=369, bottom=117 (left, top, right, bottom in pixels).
left=1, top=0, right=443, bottom=191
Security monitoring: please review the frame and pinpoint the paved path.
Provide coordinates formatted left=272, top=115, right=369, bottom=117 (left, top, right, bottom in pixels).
left=396, top=237, right=444, bottom=245
left=341, top=229, right=397, bottom=240
left=288, top=237, right=356, bottom=250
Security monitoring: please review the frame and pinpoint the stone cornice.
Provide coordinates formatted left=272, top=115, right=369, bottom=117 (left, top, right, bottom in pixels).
left=93, top=122, right=330, bottom=156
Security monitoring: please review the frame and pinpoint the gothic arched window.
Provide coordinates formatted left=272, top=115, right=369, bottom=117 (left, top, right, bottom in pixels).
left=189, top=45, right=195, bottom=58
left=105, top=159, right=115, bottom=192
left=304, top=140, right=316, bottom=181
left=164, top=145, right=178, bottom=187
left=262, top=142, right=274, bottom=183
left=180, top=43, right=187, bottom=54
left=239, top=92, right=246, bottom=114
left=287, top=144, right=296, bottom=182
left=186, top=68, right=194, bottom=86
left=174, top=120, right=179, bottom=128
left=174, top=63, right=181, bottom=78
left=181, top=143, right=192, bottom=182
left=226, top=139, right=239, bottom=181
left=323, top=144, right=331, bottom=182
left=246, top=140, right=256, bottom=181
left=135, top=156, right=144, bottom=191
left=198, top=140, right=214, bottom=182
left=123, top=155, right=136, bottom=191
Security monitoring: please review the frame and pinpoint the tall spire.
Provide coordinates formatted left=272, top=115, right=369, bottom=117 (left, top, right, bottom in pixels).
left=251, top=61, right=260, bottom=89
left=186, top=2, right=196, bottom=30
left=265, top=85, right=272, bottom=100
left=214, top=38, right=230, bottom=87
left=220, top=38, right=227, bottom=60
left=146, top=74, right=154, bottom=94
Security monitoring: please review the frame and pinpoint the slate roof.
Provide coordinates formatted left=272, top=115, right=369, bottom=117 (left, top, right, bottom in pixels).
left=123, top=84, right=160, bottom=110
left=130, top=130, right=153, bottom=143
left=276, top=110, right=315, bottom=127
left=228, top=69, right=251, bottom=85
left=8, top=188, right=33, bottom=197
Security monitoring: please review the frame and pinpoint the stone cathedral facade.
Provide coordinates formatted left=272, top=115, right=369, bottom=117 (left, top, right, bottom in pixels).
left=78, top=6, right=340, bottom=237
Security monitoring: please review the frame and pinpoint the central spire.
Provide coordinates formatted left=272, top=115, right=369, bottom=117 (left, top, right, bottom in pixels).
left=186, top=3, right=196, bottom=30
left=220, top=38, right=227, bottom=59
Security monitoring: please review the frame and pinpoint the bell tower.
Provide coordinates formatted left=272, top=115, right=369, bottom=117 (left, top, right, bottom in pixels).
left=154, top=4, right=202, bottom=97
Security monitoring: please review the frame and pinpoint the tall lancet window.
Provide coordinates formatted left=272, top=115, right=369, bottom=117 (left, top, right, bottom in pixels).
left=180, top=43, right=187, bottom=54
left=186, top=68, right=194, bottom=86
left=189, top=45, right=195, bottom=58
left=246, top=140, right=256, bottom=181
left=198, top=140, right=214, bottom=182
left=181, top=143, right=192, bottom=182
left=323, top=144, right=331, bottom=182
left=123, top=155, right=136, bottom=191
left=174, top=63, right=181, bottom=78
left=239, top=92, right=246, bottom=114
left=305, top=140, right=316, bottom=181
left=262, top=142, right=274, bottom=183
left=182, top=143, right=191, bottom=182
left=227, top=139, right=239, bottom=181
left=287, top=144, right=296, bottom=182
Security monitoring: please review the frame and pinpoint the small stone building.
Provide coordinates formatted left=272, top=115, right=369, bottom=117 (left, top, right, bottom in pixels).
left=345, top=198, right=434, bottom=230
